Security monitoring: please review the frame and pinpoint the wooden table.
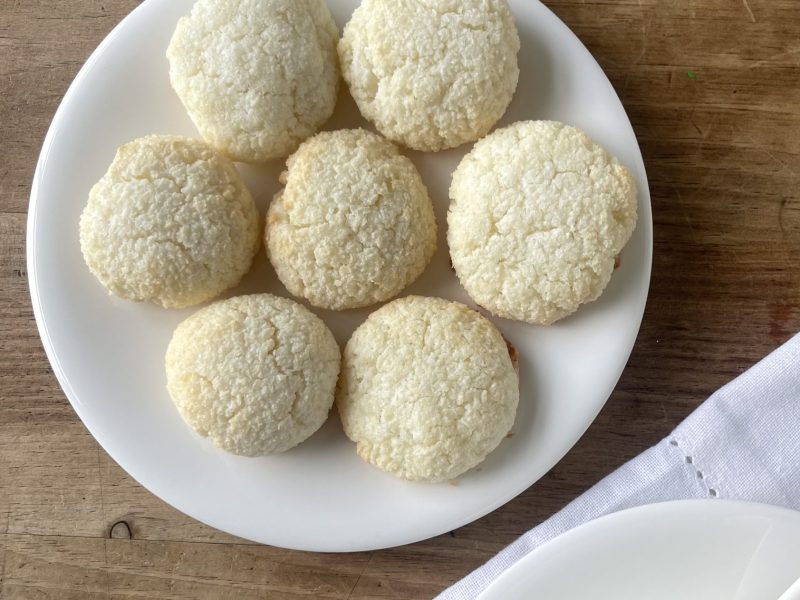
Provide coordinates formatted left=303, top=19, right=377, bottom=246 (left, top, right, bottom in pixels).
left=1, top=0, right=798, bottom=597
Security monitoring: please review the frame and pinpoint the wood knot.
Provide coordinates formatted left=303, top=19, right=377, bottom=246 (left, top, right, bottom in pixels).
left=109, top=520, right=132, bottom=540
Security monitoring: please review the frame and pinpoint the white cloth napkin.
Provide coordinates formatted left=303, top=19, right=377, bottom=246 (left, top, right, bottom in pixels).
left=438, top=332, right=800, bottom=600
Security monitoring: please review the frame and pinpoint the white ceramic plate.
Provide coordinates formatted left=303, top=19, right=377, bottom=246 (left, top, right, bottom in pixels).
left=479, top=501, right=800, bottom=599
left=27, top=0, right=652, bottom=551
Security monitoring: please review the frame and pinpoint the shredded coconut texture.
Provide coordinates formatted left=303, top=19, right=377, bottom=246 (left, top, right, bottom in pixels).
left=79, top=135, right=260, bottom=309
left=267, top=129, right=438, bottom=310
left=167, top=0, right=339, bottom=163
left=448, top=121, right=638, bottom=325
left=339, top=0, right=520, bottom=152
left=165, top=294, right=341, bottom=456
left=337, top=296, right=519, bottom=483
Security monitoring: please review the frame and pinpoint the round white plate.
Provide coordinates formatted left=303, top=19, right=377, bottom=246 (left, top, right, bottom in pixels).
left=27, top=0, right=652, bottom=551
left=479, top=501, right=800, bottom=600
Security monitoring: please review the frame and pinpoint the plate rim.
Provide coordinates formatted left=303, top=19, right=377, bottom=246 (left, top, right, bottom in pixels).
left=478, top=499, right=800, bottom=599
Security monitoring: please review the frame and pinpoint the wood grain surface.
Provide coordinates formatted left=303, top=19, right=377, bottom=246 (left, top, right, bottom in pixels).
left=1, top=0, right=799, bottom=598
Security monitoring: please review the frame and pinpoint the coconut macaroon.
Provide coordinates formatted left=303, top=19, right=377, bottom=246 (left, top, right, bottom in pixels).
left=339, top=0, right=520, bottom=152
left=167, top=0, right=339, bottom=163
left=165, top=294, right=341, bottom=456
left=337, top=296, right=519, bottom=483
left=267, top=129, right=438, bottom=311
left=79, top=135, right=260, bottom=309
left=448, top=121, right=638, bottom=325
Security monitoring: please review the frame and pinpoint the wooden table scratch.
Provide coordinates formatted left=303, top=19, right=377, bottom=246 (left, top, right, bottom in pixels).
left=1, top=0, right=799, bottom=598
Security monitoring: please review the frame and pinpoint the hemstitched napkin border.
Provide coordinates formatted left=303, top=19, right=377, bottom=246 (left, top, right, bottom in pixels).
left=437, top=332, right=800, bottom=599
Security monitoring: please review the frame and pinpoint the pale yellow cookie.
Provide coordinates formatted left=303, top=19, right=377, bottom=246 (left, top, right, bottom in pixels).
left=339, top=0, right=520, bottom=152
left=79, top=135, right=259, bottom=309
left=448, top=120, right=638, bottom=325
left=337, top=296, right=519, bottom=483
left=165, top=294, right=341, bottom=456
left=267, top=129, right=437, bottom=310
left=167, top=0, right=339, bottom=162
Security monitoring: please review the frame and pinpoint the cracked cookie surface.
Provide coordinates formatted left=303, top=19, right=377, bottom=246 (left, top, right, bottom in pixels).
left=337, top=296, right=519, bottom=483
left=167, top=0, right=339, bottom=163
left=165, top=294, right=341, bottom=456
left=79, top=135, right=260, bottom=309
left=448, top=120, right=638, bottom=325
left=266, top=129, right=437, bottom=310
left=339, top=0, right=520, bottom=152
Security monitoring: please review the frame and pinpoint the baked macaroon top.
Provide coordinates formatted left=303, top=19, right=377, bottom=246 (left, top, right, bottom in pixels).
left=167, top=0, right=340, bottom=162
left=337, top=296, right=519, bottom=483
left=267, top=129, right=438, bottom=311
left=79, top=134, right=260, bottom=309
left=338, top=0, right=520, bottom=152
left=448, top=120, right=638, bottom=325
left=165, top=294, right=341, bottom=456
